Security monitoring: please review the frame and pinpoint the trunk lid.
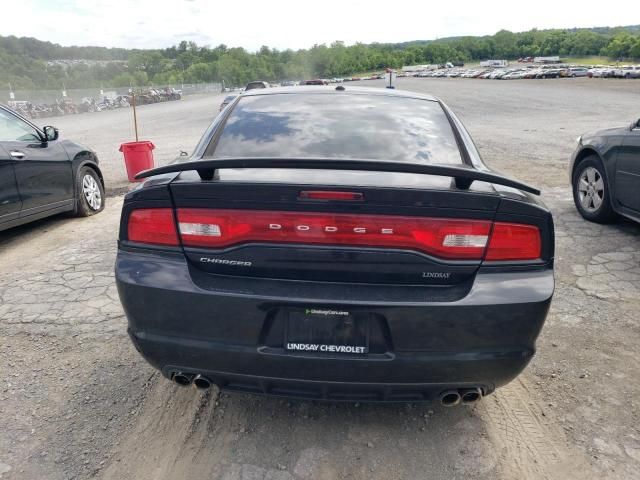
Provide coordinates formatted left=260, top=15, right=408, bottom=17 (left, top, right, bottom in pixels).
left=169, top=170, right=502, bottom=286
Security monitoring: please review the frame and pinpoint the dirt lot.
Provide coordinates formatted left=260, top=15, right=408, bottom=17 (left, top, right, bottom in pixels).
left=1, top=78, right=639, bottom=480
left=42, top=93, right=229, bottom=190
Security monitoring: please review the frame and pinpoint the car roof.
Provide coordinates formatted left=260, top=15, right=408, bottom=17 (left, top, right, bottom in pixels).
left=241, top=85, right=438, bottom=102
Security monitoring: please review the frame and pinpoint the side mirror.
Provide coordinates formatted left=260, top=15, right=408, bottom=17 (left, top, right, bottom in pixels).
left=42, top=126, right=59, bottom=142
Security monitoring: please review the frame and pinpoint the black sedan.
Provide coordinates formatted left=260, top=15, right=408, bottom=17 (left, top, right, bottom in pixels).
left=219, top=94, right=238, bottom=112
left=245, top=81, right=270, bottom=91
left=0, top=105, right=105, bottom=232
left=570, top=118, right=640, bottom=223
left=116, top=86, right=554, bottom=405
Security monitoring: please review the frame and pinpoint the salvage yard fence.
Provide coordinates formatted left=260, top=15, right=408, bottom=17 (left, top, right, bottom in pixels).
left=1, top=82, right=223, bottom=105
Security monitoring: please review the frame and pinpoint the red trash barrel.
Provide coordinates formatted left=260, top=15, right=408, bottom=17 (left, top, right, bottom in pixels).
left=119, top=141, right=155, bottom=182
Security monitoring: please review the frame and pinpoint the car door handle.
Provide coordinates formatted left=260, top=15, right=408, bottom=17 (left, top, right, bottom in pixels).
left=9, top=151, right=25, bottom=160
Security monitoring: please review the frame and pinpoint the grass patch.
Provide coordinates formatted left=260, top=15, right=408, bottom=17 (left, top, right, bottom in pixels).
left=562, top=56, right=615, bottom=65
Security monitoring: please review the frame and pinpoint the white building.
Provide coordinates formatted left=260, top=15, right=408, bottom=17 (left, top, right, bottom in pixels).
left=534, top=56, right=561, bottom=64
left=480, top=60, right=508, bottom=68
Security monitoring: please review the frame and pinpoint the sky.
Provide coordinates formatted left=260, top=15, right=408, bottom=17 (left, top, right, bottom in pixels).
left=4, top=0, right=637, bottom=51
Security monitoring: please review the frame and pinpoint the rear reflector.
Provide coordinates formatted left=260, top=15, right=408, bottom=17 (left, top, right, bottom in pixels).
left=177, top=208, right=493, bottom=260
left=485, top=223, right=541, bottom=261
left=127, top=209, right=179, bottom=246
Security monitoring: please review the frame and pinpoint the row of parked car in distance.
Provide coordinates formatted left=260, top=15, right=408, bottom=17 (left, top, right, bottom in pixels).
left=222, top=65, right=640, bottom=94
left=410, top=65, right=640, bottom=80
left=247, top=76, right=388, bottom=87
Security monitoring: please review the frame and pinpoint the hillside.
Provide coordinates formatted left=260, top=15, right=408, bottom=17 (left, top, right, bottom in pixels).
left=2, top=25, right=639, bottom=90
left=389, top=24, right=640, bottom=48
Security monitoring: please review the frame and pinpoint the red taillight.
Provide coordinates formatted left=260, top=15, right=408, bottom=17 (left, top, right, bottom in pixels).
left=127, top=209, right=179, bottom=246
left=299, top=191, right=364, bottom=201
left=127, top=208, right=542, bottom=262
left=176, top=208, right=493, bottom=260
left=485, top=223, right=541, bottom=261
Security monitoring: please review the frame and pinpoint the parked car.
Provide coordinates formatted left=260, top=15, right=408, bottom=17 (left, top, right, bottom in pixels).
left=245, top=81, right=270, bottom=91
left=565, top=67, right=589, bottom=77
left=219, top=94, right=238, bottom=112
left=502, top=70, right=527, bottom=80
left=613, top=66, right=640, bottom=79
left=570, top=118, right=640, bottom=223
left=0, top=105, right=104, bottom=232
left=589, top=67, right=616, bottom=78
left=116, top=86, right=554, bottom=405
left=301, top=79, right=326, bottom=85
left=523, top=68, right=542, bottom=79
left=537, top=69, right=561, bottom=79
left=163, top=87, right=182, bottom=100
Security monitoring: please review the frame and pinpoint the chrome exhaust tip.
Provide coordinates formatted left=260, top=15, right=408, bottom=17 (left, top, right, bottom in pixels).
left=193, top=374, right=212, bottom=390
left=439, top=390, right=462, bottom=407
left=461, top=387, right=483, bottom=405
left=172, top=372, right=194, bottom=387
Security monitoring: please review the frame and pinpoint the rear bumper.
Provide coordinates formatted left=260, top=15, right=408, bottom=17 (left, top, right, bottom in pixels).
left=117, top=249, right=553, bottom=399
left=129, top=329, right=534, bottom=401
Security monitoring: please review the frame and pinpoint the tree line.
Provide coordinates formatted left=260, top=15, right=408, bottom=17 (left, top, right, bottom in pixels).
left=2, top=26, right=640, bottom=91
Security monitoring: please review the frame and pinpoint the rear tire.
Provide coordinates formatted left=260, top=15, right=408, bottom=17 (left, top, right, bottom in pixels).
left=572, top=155, right=616, bottom=223
left=75, top=166, right=105, bottom=217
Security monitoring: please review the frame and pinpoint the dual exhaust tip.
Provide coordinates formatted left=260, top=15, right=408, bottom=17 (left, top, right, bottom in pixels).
left=172, top=372, right=212, bottom=390
left=173, top=374, right=482, bottom=404
left=439, top=388, right=483, bottom=407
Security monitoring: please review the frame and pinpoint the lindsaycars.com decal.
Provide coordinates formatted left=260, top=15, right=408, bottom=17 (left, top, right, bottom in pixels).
left=304, top=309, right=350, bottom=316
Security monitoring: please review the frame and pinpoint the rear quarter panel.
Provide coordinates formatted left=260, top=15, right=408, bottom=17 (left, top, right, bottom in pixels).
left=570, top=129, right=627, bottom=189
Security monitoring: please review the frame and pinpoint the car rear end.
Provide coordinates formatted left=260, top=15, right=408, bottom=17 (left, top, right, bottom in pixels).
left=116, top=88, right=554, bottom=404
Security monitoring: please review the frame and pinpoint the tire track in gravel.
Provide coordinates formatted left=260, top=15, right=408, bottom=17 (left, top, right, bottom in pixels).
left=99, top=377, right=506, bottom=480
left=481, top=378, right=590, bottom=480
left=98, top=373, right=591, bottom=480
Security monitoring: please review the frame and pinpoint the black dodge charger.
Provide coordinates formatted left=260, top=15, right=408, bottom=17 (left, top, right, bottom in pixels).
left=116, top=87, right=554, bottom=405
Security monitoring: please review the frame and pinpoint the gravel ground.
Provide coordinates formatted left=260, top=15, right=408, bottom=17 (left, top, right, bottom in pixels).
left=1, top=78, right=639, bottom=480
left=30, top=93, right=229, bottom=190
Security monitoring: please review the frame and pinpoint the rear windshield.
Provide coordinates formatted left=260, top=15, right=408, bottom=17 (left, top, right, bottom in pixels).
left=207, top=93, right=462, bottom=164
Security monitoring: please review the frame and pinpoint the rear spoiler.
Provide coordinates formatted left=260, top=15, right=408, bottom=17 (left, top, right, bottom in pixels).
left=135, top=158, right=540, bottom=195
